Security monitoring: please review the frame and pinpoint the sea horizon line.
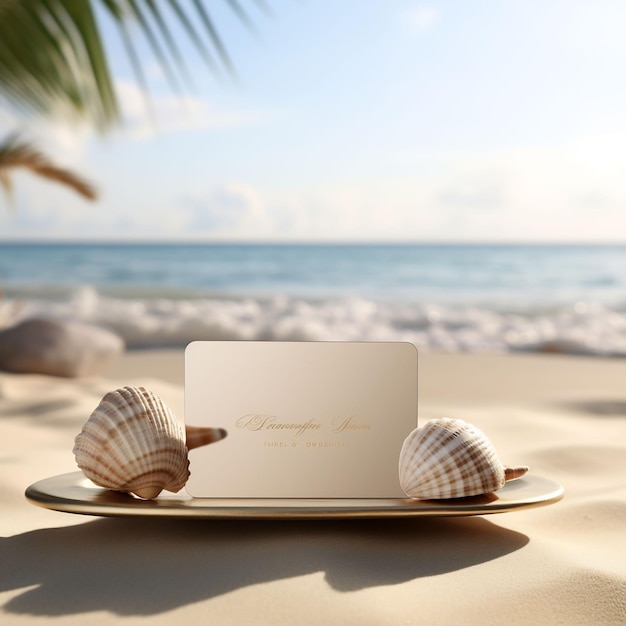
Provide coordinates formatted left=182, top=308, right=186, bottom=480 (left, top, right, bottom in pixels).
left=2, top=239, right=626, bottom=247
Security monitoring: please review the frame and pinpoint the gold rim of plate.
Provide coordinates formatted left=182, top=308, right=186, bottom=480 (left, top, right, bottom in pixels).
left=25, top=472, right=564, bottom=519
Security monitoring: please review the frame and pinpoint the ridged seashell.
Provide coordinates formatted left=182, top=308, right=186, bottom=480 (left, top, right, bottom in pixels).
left=73, top=386, right=226, bottom=500
left=399, top=418, right=528, bottom=499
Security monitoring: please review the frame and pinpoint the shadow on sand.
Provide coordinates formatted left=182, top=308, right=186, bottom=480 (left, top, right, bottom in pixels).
left=1, top=515, right=528, bottom=616
left=555, top=399, right=626, bottom=417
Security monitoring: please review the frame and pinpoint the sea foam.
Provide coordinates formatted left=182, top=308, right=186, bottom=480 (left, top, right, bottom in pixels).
left=3, top=285, right=626, bottom=357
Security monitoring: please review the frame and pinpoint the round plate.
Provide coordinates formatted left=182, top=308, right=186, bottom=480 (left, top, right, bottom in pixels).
left=25, top=472, right=564, bottom=519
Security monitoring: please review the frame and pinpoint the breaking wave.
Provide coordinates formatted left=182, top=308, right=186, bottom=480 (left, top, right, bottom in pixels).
left=3, top=284, right=626, bottom=357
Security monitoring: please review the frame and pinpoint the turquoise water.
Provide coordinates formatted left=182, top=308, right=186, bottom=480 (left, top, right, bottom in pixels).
left=1, top=242, right=625, bottom=354
left=2, top=242, right=625, bottom=306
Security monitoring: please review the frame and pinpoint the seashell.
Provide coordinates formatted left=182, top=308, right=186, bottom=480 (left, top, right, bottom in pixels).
left=73, top=386, right=226, bottom=500
left=398, top=418, right=528, bottom=499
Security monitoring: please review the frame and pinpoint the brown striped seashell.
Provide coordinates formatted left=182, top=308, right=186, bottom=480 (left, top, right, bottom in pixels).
left=398, top=418, right=528, bottom=499
left=73, top=386, right=226, bottom=500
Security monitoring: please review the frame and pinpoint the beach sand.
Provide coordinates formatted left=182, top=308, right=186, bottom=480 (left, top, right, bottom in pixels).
left=1, top=350, right=625, bottom=624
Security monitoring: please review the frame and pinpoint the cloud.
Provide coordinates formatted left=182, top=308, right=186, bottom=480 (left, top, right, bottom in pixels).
left=115, top=81, right=269, bottom=140
left=573, top=191, right=614, bottom=209
left=405, top=6, right=440, bottom=33
left=175, top=183, right=271, bottom=237
left=260, top=137, right=626, bottom=241
left=4, top=118, right=626, bottom=242
left=425, top=141, right=626, bottom=240
left=108, top=138, right=626, bottom=240
left=436, top=174, right=506, bottom=210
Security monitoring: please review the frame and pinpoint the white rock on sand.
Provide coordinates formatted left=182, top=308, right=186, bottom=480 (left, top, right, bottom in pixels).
left=0, top=317, right=124, bottom=377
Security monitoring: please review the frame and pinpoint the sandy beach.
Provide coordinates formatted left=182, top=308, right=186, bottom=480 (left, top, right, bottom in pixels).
left=1, top=349, right=625, bottom=625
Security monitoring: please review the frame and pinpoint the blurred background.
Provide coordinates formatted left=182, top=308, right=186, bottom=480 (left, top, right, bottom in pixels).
left=1, top=0, right=626, bottom=358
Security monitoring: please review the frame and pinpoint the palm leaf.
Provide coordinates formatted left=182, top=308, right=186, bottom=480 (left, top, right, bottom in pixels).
left=0, top=1, right=117, bottom=130
left=0, top=0, right=268, bottom=132
left=0, top=133, right=97, bottom=202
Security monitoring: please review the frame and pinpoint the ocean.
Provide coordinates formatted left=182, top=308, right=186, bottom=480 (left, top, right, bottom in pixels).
left=1, top=242, right=625, bottom=356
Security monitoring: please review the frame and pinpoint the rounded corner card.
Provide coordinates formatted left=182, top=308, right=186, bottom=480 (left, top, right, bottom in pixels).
left=185, top=341, right=417, bottom=498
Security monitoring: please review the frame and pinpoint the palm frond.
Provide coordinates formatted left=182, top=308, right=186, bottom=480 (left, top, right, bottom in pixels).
left=0, top=1, right=117, bottom=130
left=0, top=0, right=268, bottom=132
left=0, top=133, right=97, bottom=202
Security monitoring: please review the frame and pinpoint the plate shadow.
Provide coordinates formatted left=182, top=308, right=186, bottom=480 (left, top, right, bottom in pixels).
left=1, top=515, right=528, bottom=616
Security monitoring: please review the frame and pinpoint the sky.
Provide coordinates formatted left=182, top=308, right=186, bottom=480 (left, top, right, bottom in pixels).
left=1, top=0, right=626, bottom=242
